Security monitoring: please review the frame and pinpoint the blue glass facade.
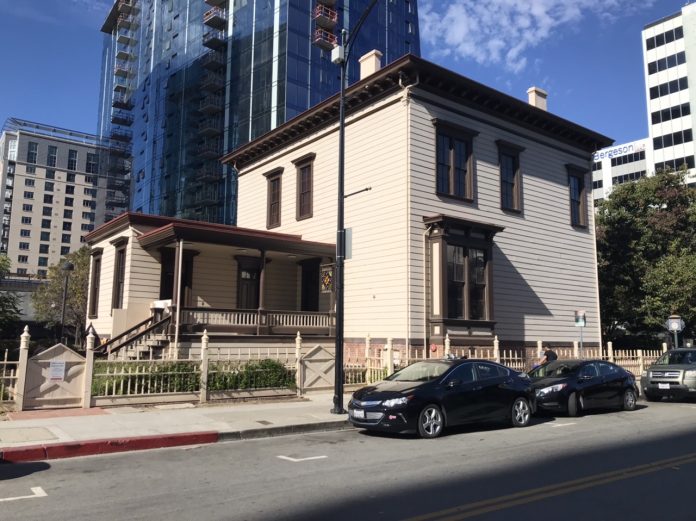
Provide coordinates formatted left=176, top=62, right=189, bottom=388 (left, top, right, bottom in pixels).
left=97, top=0, right=419, bottom=225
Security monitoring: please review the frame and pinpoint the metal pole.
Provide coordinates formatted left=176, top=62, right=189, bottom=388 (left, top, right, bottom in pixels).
left=673, top=330, right=679, bottom=349
left=60, top=272, right=69, bottom=344
left=332, top=33, right=347, bottom=415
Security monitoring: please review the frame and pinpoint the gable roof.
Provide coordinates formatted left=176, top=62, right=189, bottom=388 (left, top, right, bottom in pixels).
left=223, top=54, right=613, bottom=170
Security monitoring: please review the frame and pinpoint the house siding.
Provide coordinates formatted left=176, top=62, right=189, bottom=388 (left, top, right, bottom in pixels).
left=192, top=247, right=236, bottom=308
left=408, top=92, right=601, bottom=345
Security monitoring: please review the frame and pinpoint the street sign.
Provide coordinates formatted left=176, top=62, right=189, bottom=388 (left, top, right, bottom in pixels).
left=574, top=310, right=586, bottom=327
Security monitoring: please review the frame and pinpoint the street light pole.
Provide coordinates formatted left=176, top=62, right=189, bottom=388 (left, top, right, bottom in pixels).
left=59, top=261, right=75, bottom=345
left=331, top=0, right=379, bottom=415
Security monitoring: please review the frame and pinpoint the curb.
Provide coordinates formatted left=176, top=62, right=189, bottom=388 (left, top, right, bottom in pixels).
left=0, top=420, right=352, bottom=463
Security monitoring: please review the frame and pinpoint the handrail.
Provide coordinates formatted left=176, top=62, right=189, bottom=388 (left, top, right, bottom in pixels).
left=98, top=315, right=171, bottom=356
left=96, top=315, right=152, bottom=353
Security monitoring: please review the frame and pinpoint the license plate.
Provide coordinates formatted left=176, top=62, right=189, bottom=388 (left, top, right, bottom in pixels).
left=352, top=409, right=365, bottom=419
left=658, top=383, right=670, bottom=390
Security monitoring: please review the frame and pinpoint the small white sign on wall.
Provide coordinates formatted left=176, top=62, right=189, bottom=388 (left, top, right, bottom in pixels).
left=49, top=361, right=66, bottom=382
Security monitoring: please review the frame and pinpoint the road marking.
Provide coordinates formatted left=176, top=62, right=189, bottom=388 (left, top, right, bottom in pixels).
left=0, top=487, right=47, bottom=503
left=551, top=422, right=576, bottom=428
left=277, top=455, right=328, bottom=463
left=402, top=452, right=696, bottom=521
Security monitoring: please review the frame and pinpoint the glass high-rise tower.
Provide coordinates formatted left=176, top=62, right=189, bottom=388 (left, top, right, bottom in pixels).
left=97, top=0, right=420, bottom=225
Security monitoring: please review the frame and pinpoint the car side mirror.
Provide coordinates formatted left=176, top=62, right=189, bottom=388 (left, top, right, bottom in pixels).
left=446, top=379, right=461, bottom=388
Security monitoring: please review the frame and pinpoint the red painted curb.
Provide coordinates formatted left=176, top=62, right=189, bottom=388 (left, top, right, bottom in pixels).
left=1, top=431, right=219, bottom=463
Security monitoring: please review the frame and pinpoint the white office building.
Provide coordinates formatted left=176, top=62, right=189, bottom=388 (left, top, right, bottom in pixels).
left=591, top=138, right=650, bottom=203
left=642, top=4, right=696, bottom=183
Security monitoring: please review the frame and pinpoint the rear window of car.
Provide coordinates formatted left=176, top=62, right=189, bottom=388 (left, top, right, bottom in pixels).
left=654, top=351, right=696, bottom=365
left=476, top=363, right=508, bottom=379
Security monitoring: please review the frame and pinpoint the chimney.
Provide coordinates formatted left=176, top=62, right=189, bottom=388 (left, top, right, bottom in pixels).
left=526, top=86, right=548, bottom=111
left=359, top=49, right=383, bottom=80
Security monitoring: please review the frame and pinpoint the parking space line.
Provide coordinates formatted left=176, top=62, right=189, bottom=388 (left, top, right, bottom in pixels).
left=277, top=455, right=327, bottom=463
left=0, top=487, right=47, bottom=503
left=550, top=422, right=576, bottom=428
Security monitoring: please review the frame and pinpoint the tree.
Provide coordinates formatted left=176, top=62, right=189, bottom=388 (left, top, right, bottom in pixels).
left=32, top=247, right=90, bottom=345
left=0, top=255, right=20, bottom=336
left=596, top=168, right=696, bottom=341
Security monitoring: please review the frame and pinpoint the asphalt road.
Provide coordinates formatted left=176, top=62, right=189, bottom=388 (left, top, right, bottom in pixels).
left=3, top=399, right=696, bottom=521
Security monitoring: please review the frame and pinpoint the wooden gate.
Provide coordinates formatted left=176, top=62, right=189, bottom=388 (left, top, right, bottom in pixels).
left=23, top=344, right=86, bottom=410
left=299, top=345, right=334, bottom=393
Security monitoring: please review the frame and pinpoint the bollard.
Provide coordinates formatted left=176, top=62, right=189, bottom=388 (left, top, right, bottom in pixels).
left=200, top=330, right=209, bottom=404
left=15, top=326, right=31, bottom=412
left=83, top=332, right=95, bottom=409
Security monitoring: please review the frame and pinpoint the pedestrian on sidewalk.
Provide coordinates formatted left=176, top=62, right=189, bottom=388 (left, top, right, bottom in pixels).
left=539, top=345, right=558, bottom=365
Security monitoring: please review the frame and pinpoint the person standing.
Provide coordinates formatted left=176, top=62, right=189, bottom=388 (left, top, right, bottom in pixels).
left=540, top=345, right=558, bottom=365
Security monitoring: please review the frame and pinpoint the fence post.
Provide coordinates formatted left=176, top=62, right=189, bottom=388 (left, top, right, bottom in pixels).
left=200, top=330, right=209, bottom=404
left=444, top=334, right=451, bottom=358
left=14, top=326, right=30, bottom=411
left=536, top=340, right=543, bottom=361
left=295, top=331, right=303, bottom=396
left=573, top=341, right=579, bottom=359
left=662, top=342, right=668, bottom=353
left=82, top=331, right=95, bottom=409
left=637, top=349, right=644, bottom=376
left=607, top=341, right=614, bottom=363
left=493, top=336, right=500, bottom=363
left=384, top=338, right=394, bottom=376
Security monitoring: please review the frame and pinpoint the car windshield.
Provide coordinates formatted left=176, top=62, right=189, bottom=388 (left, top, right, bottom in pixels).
left=654, top=351, right=696, bottom=365
left=528, top=361, right=582, bottom=378
left=387, top=361, right=451, bottom=382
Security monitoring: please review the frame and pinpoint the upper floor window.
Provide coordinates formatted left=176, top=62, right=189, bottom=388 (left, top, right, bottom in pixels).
left=434, top=120, right=477, bottom=201
left=67, top=149, right=78, bottom=171
left=497, top=140, right=525, bottom=212
left=86, top=153, right=98, bottom=174
left=26, top=142, right=38, bottom=164
left=567, top=165, right=588, bottom=228
left=47, top=145, right=57, bottom=167
left=293, top=153, right=315, bottom=221
left=265, top=168, right=283, bottom=229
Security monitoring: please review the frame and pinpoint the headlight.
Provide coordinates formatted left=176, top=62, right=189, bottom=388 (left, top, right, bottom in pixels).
left=685, top=370, right=696, bottom=378
left=536, top=383, right=567, bottom=396
left=382, top=397, right=410, bottom=408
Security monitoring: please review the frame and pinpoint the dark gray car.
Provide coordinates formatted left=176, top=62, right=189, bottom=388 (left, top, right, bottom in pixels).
left=642, top=349, right=696, bottom=401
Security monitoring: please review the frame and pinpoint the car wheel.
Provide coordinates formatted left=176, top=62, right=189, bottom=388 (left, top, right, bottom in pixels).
left=644, top=392, right=661, bottom=402
left=417, top=404, right=444, bottom=439
left=623, top=389, right=637, bottom=411
left=511, top=397, right=531, bottom=427
left=567, top=392, right=580, bottom=417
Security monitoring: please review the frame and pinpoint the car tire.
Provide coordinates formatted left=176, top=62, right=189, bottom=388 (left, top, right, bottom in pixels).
left=511, top=397, right=531, bottom=427
left=417, top=404, right=444, bottom=439
left=567, top=392, right=580, bottom=417
left=622, top=389, right=637, bottom=411
left=644, top=392, right=661, bottom=402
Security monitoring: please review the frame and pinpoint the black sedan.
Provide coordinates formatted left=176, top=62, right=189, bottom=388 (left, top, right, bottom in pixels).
left=347, top=359, right=535, bottom=438
left=529, top=360, right=639, bottom=416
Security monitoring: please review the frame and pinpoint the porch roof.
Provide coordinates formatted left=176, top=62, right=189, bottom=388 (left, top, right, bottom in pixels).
left=86, top=212, right=335, bottom=257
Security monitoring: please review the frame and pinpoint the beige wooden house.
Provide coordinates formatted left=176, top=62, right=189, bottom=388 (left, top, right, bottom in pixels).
left=222, top=52, right=612, bottom=351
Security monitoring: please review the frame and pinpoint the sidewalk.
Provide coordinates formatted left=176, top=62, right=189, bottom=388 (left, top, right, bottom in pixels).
left=0, top=393, right=352, bottom=463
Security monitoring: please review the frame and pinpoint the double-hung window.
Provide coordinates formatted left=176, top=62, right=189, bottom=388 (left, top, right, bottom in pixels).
left=89, top=249, right=103, bottom=318
left=497, top=140, right=524, bottom=212
left=434, top=120, right=477, bottom=201
left=112, top=239, right=128, bottom=309
left=567, top=165, right=588, bottom=227
left=265, top=168, right=283, bottom=229
left=293, top=153, right=315, bottom=221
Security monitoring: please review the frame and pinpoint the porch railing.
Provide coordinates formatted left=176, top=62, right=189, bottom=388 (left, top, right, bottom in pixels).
left=181, top=308, right=332, bottom=335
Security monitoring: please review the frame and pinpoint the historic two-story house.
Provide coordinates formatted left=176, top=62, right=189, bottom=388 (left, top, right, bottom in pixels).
left=85, top=52, right=611, bottom=356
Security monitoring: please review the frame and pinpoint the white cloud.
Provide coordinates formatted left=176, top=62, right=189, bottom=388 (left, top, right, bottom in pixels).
left=419, top=0, right=656, bottom=73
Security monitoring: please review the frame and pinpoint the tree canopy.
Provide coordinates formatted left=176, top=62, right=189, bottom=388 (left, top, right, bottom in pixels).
left=596, top=169, right=696, bottom=342
left=31, top=247, right=90, bottom=345
left=0, top=255, right=20, bottom=336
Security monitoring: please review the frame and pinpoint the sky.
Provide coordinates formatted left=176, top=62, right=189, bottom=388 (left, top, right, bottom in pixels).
left=0, top=0, right=690, bottom=146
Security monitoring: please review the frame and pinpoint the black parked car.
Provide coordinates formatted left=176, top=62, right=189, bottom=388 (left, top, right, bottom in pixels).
left=348, top=359, right=536, bottom=438
left=529, top=360, right=639, bottom=416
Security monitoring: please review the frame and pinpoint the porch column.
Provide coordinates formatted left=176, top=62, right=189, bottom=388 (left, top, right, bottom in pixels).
left=172, top=239, right=183, bottom=358
left=257, top=250, right=267, bottom=335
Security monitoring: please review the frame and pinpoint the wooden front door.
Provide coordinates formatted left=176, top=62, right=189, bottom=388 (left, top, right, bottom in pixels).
left=238, top=268, right=259, bottom=309
left=300, top=259, right=320, bottom=311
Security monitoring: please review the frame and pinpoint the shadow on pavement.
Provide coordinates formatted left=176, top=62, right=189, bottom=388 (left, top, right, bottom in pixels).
left=0, top=461, right=51, bottom=481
